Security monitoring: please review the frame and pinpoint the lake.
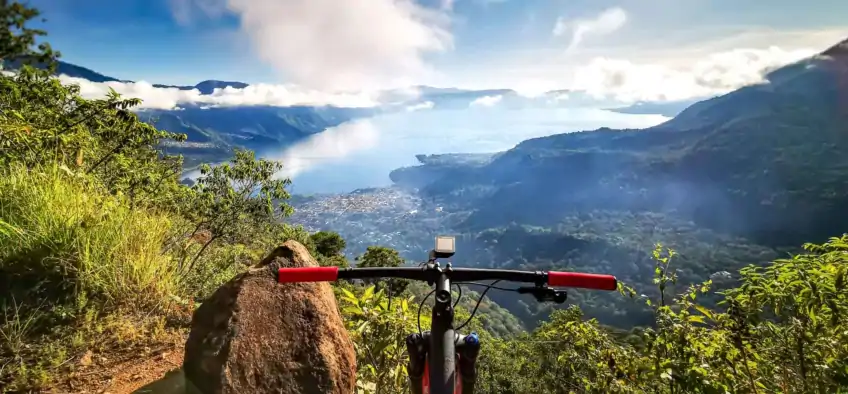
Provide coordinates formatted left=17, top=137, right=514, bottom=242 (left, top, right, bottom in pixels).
left=182, top=107, right=670, bottom=194
left=270, top=107, right=670, bottom=195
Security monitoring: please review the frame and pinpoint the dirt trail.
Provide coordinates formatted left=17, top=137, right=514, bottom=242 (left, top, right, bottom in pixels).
left=58, top=344, right=184, bottom=394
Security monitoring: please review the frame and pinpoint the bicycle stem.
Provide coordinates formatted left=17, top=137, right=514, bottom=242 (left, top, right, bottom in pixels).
left=430, top=271, right=456, bottom=394
left=406, top=267, right=481, bottom=394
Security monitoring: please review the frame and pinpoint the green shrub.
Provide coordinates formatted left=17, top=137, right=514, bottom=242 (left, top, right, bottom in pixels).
left=0, top=164, right=181, bottom=311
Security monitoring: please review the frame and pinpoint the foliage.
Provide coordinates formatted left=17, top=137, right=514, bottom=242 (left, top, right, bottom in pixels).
left=339, top=237, right=848, bottom=394
left=356, top=246, right=409, bottom=297
left=0, top=66, right=188, bottom=210
left=309, top=230, right=351, bottom=267
left=0, top=3, right=298, bottom=389
left=4, top=2, right=848, bottom=393
left=339, top=285, right=422, bottom=394
left=470, top=237, right=848, bottom=393
left=0, top=0, right=57, bottom=67
left=0, top=165, right=180, bottom=310
left=180, top=148, right=293, bottom=272
left=311, top=230, right=347, bottom=257
left=0, top=165, right=186, bottom=388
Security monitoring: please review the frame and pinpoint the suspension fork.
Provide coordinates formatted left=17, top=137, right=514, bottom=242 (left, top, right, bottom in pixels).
left=456, top=333, right=480, bottom=394
left=407, top=269, right=480, bottom=394
left=407, top=332, right=428, bottom=394
left=406, top=332, right=481, bottom=394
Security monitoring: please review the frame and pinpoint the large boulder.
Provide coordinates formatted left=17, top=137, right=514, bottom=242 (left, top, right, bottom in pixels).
left=183, top=240, right=356, bottom=394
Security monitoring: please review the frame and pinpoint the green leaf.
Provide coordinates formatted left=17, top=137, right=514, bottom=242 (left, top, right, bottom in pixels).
left=342, top=306, right=363, bottom=316
left=363, top=285, right=375, bottom=301
left=693, top=305, right=714, bottom=320
left=688, top=315, right=706, bottom=324
left=340, top=288, right=356, bottom=300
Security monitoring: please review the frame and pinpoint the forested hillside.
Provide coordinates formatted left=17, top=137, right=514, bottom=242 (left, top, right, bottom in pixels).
left=380, top=37, right=848, bottom=331
left=396, top=38, right=848, bottom=248
left=1, top=58, right=374, bottom=170
left=150, top=105, right=372, bottom=169
left=2, top=2, right=848, bottom=393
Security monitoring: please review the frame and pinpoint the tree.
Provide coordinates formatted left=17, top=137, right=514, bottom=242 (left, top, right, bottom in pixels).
left=356, top=246, right=408, bottom=297
left=0, top=68, right=188, bottom=210
left=318, top=254, right=350, bottom=268
left=311, top=230, right=346, bottom=257
left=183, top=149, right=293, bottom=272
left=0, top=1, right=58, bottom=67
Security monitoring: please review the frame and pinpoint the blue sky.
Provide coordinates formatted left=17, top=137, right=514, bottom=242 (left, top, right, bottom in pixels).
left=30, top=0, right=848, bottom=94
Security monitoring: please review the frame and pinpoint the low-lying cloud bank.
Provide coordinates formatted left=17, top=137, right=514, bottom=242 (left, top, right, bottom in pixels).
left=469, top=95, right=503, bottom=107
left=54, top=43, right=820, bottom=111
left=59, top=75, right=382, bottom=110
left=573, top=46, right=818, bottom=102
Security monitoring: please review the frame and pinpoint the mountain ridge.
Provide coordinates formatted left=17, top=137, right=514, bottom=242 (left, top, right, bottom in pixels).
left=391, top=36, right=848, bottom=248
left=15, top=59, right=699, bottom=114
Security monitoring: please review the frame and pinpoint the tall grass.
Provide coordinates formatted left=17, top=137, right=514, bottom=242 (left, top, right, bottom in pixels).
left=0, top=164, right=181, bottom=310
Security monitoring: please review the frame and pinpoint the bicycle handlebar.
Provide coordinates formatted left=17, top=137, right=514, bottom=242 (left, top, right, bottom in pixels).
left=278, top=263, right=617, bottom=394
left=277, top=266, right=617, bottom=291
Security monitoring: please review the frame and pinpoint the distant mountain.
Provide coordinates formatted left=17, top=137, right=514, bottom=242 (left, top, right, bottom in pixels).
left=3, top=58, right=127, bottom=83
left=12, top=58, right=727, bottom=174
left=607, top=99, right=704, bottom=117
left=152, top=80, right=250, bottom=94
left=377, top=37, right=848, bottom=328
left=4, top=60, right=374, bottom=168
left=392, top=37, right=848, bottom=249
left=5, top=59, right=252, bottom=95
left=144, top=105, right=375, bottom=169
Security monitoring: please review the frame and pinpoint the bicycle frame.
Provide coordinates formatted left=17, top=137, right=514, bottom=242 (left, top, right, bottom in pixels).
left=278, top=259, right=617, bottom=394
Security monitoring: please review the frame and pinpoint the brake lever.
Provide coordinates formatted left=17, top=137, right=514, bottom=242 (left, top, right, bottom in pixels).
left=517, top=286, right=568, bottom=304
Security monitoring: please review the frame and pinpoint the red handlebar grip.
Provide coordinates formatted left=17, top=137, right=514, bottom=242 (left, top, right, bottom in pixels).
left=278, top=267, right=339, bottom=283
left=548, top=271, right=617, bottom=291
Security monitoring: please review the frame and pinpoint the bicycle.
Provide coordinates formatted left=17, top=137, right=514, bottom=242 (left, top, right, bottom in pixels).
left=278, top=236, right=618, bottom=394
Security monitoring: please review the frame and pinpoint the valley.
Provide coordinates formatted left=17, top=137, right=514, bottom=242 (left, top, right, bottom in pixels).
left=28, top=35, right=846, bottom=333
left=287, top=37, right=848, bottom=331
left=3, top=2, right=848, bottom=391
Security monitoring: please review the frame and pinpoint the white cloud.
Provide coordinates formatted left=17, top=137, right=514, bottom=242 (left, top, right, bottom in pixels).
left=406, top=101, right=435, bottom=112
left=441, top=0, right=507, bottom=10
left=513, top=79, right=554, bottom=98
left=469, top=95, right=503, bottom=107
left=554, top=7, right=627, bottom=52
left=271, top=119, right=380, bottom=178
left=572, top=46, right=817, bottom=102
left=377, top=86, right=423, bottom=105
left=58, top=75, right=380, bottom=110
left=198, top=0, right=453, bottom=91
left=550, top=93, right=570, bottom=102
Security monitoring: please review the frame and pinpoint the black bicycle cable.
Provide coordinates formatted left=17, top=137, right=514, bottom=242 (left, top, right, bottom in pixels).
left=455, top=280, right=510, bottom=331
left=415, top=283, right=463, bottom=335
left=453, top=283, right=462, bottom=309
left=417, top=288, right=435, bottom=335
left=415, top=274, right=527, bottom=334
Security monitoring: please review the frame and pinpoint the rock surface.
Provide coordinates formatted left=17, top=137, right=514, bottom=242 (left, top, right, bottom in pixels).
left=183, top=240, right=356, bottom=394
